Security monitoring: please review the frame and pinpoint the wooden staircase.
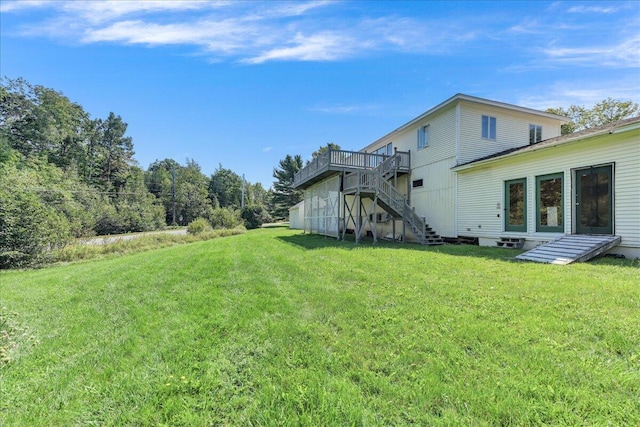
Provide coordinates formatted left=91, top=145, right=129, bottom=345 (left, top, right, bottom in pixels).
left=515, top=235, right=621, bottom=265
left=343, top=155, right=443, bottom=245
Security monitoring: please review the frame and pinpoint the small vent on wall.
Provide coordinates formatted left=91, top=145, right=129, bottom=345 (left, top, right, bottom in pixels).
left=412, top=179, right=424, bottom=188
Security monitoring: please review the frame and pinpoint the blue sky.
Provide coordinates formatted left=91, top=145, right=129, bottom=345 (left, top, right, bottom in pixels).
left=1, top=0, right=638, bottom=187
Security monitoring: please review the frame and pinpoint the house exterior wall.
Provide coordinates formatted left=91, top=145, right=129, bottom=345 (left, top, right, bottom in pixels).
left=359, top=100, right=565, bottom=238
left=456, top=127, right=640, bottom=257
left=457, top=100, right=563, bottom=165
left=288, top=202, right=304, bottom=229
left=363, top=106, right=458, bottom=237
left=303, top=175, right=341, bottom=237
left=295, top=94, right=569, bottom=244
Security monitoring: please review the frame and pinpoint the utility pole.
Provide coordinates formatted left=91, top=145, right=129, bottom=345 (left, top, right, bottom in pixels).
left=171, top=164, right=177, bottom=225
left=241, top=173, right=246, bottom=209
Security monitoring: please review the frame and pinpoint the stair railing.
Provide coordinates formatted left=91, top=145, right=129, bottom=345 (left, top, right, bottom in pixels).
left=343, top=153, right=430, bottom=244
left=373, top=170, right=429, bottom=244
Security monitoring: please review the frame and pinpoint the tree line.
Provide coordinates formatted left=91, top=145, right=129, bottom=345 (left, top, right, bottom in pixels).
left=0, top=77, right=281, bottom=268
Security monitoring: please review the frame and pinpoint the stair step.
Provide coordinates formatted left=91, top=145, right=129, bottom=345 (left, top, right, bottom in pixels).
left=496, top=237, right=525, bottom=249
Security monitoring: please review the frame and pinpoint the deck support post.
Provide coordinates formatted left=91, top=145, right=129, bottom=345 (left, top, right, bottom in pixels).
left=392, top=217, right=396, bottom=242
left=355, top=186, right=362, bottom=243
left=372, top=193, right=378, bottom=244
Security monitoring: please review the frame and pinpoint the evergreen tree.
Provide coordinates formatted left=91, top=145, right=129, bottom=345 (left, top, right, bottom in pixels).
left=272, top=154, right=303, bottom=218
left=209, top=165, right=243, bottom=208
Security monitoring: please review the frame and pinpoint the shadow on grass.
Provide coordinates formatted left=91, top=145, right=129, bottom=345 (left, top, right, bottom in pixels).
left=261, top=223, right=290, bottom=229
left=277, top=233, right=640, bottom=268
left=277, top=233, right=522, bottom=262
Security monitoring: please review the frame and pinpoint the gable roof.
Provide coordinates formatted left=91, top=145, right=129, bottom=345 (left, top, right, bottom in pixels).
left=362, top=93, right=570, bottom=152
left=452, top=115, right=640, bottom=171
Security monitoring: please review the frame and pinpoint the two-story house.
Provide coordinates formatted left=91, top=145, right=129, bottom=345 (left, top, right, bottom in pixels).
left=292, top=94, right=640, bottom=259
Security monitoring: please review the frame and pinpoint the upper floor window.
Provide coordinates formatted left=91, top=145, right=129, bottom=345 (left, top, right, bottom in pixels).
left=482, top=115, right=496, bottom=140
left=529, top=124, right=542, bottom=144
left=417, top=125, right=429, bottom=149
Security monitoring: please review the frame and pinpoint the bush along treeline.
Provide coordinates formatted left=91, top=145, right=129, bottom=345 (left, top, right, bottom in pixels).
left=1, top=77, right=274, bottom=269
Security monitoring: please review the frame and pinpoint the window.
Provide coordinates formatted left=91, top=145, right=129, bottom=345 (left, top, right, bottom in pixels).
left=417, top=125, right=429, bottom=149
left=536, top=173, right=564, bottom=232
left=412, top=179, right=424, bottom=188
left=370, top=143, right=392, bottom=167
left=504, top=178, right=526, bottom=232
left=373, top=142, right=392, bottom=157
left=482, top=115, right=496, bottom=140
left=529, top=124, right=542, bottom=144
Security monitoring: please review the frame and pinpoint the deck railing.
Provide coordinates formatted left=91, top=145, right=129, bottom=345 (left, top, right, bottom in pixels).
left=343, top=168, right=428, bottom=244
left=293, top=149, right=410, bottom=187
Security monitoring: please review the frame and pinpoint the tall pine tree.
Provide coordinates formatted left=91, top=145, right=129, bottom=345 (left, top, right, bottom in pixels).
left=272, top=154, right=303, bottom=218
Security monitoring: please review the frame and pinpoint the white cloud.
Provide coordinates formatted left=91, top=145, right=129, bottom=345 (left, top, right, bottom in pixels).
left=544, top=34, right=640, bottom=68
left=264, top=1, right=334, bottom=18
left=4, top=0, right=638, bottom=69
left=517, top=77, right=640, bottom=110
left=308, top=103, right=380, bottom=114
left=64, top=1, right=227, bottom=23
left=245, top=31, right=358, bottom=64
left=0, top=0, right=53, bottom=13
left=262, top=147, right=273, bottom=152
left=3, top=0, right=478, bottom=64
left=83, top=18, right=264, bottom=54
left=567, top=5, right=623, bottom=14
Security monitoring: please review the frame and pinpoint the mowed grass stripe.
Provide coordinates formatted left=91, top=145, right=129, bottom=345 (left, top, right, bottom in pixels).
left=1, top=227, right=639, bottom=426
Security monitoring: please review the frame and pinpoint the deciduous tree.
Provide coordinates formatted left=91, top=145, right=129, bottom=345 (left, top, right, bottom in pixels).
left=547, top=98, right=639, bottom=135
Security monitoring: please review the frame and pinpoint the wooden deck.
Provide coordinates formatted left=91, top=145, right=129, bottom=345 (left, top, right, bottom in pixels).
left=293, top=149, right=410, bottom=190
left=515, top=235, right=621, bottom=265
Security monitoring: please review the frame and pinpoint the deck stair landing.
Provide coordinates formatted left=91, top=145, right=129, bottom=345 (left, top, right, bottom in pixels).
left=515, top=235, right=621, bottom=265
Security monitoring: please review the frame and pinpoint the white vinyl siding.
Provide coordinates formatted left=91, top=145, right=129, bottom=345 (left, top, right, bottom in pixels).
left=303, top=175, right=340, bottom=238
left=411, top=157, right=457, bottom=237
left=458, top=101, right=564, bottom=165
left=288, top=201, right=305, bottom=229
left=361, top=106, right=457, bottom=238
left=456, top=128, right=640, bottom=255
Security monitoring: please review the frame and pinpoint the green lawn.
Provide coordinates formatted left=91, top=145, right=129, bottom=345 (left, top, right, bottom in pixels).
left=1, top=227, right=638, bottom=426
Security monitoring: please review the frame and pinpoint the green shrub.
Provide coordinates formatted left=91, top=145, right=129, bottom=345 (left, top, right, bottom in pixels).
left=209, top=207, right=243, bottom=229
left=0, top=162, right=72, bottom=268
left=187, top=217, right=212, bottom=235
left=241, top=205, right=272, bottom=229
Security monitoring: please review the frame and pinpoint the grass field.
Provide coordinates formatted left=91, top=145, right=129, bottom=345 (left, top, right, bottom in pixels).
left=1, top=226, right=638, bottom=426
